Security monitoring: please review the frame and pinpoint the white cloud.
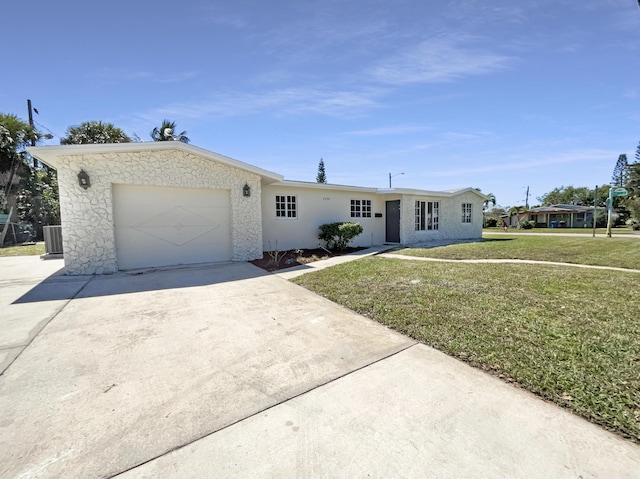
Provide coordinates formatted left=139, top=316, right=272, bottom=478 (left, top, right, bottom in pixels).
left=428, top=149, right=619, bottom=178
left=370, top=35, right=512, bottom=85
left=135, top=86, right=386, bottom=122
left=344, top=125, right=433, bottom=136
left=89, top=69, right=198, bottom=84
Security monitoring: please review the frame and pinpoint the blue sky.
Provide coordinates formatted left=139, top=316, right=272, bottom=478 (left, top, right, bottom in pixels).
left=3, top=0, right=639, bottom=207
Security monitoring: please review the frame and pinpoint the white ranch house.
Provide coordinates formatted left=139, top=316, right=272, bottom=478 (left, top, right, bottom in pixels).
left=29, top=142, right=487, bottom=275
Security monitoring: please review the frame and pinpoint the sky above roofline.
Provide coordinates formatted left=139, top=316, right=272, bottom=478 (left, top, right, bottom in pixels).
left=3, top=0, right=639, bottom=207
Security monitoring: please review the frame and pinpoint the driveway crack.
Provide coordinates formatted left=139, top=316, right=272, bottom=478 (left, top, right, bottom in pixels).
left=108, top=342, right=418, bottom=478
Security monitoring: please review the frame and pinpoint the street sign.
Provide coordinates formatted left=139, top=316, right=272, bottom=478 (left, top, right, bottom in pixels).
left=613, top=188, right=628, bottom=197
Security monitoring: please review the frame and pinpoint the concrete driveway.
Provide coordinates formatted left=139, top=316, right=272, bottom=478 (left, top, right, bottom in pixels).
left=1, top=255, right=639, bottom=478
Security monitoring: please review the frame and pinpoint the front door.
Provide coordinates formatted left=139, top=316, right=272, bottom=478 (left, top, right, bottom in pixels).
left=385, top=200, right=400, bottom=243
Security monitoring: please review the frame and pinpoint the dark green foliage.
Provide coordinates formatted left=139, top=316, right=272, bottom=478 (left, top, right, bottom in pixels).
left=611, top=154, right=629, bottom=187
left=521, top=220, right=535, bottom=229
left=485, top=217, right=499, bottom=227
left=0, top=113, right=39, bottom=173
left=318, top=222, right=363, bottom=251
left=16, top=168, right=60, bottom=240
left=316, top=158, right=327, bottom=183
left=151, top=120, right=189, bottom=143
left=60, top=121, right=131, bottom=144
left=538, top=186, right=594, bottom=206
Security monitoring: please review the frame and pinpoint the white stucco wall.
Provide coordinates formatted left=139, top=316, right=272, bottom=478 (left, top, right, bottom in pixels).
left=261, top=184, right=386, bottom=251
left=54, top=149, right=263, bottom=275
left=400, top=191, right=484, bottom=244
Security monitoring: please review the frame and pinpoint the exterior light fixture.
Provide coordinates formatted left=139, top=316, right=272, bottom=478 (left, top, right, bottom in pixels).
left=78, top=170, right=91, bottom=190
left=243, top=184, right=251, bottom=197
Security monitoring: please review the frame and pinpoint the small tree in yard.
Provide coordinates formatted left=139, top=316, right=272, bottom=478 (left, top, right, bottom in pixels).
left=318, top=222, right=363, bottom=251
left=16, top=168, right=60, bottom=240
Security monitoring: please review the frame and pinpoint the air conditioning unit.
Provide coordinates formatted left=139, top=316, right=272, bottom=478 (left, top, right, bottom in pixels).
left=43, top=225, right=64, bottom=254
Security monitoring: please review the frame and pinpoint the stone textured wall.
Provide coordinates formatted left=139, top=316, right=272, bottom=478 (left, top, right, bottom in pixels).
left=56, top=149, right=262, bottom=275
left=400, top=191, right=483, bottom=244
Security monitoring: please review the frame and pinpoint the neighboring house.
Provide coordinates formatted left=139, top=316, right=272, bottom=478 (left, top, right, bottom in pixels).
left=29, top=142, right=486, bottom=275
left=527, top=204, right=605, bottom=228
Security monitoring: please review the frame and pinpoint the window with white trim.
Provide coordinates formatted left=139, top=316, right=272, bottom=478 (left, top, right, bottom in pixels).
left=350, top=199, right=372, bottom=218
left=415, top=201, right=439, bottom=230
left=462, top=203, right=472, bottom=223
left=276, top=195, right=297, bottom=218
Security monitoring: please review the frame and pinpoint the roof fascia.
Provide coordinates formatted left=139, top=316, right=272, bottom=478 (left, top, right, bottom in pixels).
left=26, top=142, right=284, bottom=182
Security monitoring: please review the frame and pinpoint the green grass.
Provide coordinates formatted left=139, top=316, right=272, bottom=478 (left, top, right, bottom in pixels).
left=396, top=235, right=640, bottom=270
left=484, top=226, right=637, bottom=235
left=0, top=243, right=45, bottom=256
left=294, top=258, right=640, bottom=442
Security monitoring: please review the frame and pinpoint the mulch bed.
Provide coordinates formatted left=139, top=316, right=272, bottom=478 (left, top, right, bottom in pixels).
left=250, top=247, right=366, bottom=271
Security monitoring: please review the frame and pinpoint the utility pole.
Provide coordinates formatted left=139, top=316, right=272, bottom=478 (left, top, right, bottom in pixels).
left=525, top=186, right=530, bottom=209
left=27, top=99, right=38, bottom=167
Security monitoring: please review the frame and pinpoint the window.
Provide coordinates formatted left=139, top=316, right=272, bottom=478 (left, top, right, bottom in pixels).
left=350, top=199, right=372, bottom=218
left=415, top=201, right=439, bottom=230
left=276, top=195, right=297, bottom=218
left=462, top=203, right=472, bottom=223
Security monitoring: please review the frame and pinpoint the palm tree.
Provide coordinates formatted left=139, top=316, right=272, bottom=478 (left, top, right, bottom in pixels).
left=150, top=120, right=189, bottom=143
left=508, top=205, right=528, bottom=228
left=484, top=192, right=496, bottom=211
left=60, top=121, right=131, bottom=145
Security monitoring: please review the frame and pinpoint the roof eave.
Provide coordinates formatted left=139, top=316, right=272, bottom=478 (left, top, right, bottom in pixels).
left=26, top=142, right=284, bottom=183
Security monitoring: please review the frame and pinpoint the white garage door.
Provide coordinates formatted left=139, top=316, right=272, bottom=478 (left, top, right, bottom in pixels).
left=113, top=184, right=232, bottom=270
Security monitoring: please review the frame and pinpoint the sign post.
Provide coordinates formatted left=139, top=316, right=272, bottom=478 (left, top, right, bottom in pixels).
left=606, top=187, right=628, bottom=237
left=593, top=185, right=597, bottom=238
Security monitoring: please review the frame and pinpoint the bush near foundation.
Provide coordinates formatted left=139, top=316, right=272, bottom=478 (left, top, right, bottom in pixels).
left=318, top=222, right=363, bottom=251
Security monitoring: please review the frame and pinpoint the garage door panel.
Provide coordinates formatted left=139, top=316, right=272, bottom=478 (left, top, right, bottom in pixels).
left=113, top=185, right=232, bottom=270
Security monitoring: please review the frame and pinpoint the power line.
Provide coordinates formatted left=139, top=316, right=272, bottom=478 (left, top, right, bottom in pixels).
left=33, top=119, right=59, bottom=140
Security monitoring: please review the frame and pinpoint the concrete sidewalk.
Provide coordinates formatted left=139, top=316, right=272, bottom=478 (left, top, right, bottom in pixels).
left=1, top=255, right=639, bottom=478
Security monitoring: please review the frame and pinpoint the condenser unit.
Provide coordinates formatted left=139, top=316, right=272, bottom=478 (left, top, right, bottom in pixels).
left=43, top=225, right=63, bottom=254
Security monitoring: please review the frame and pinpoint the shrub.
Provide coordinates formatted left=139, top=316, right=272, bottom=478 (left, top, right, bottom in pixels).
left=318, top=222, right=363, bottom=251
left=520, top=220, right=536, bottom=229
left=485, top=217, right=499, bottom=227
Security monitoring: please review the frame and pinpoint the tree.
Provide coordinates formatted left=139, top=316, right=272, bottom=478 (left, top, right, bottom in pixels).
left=611, top=153, right=629, bottom=187
left=508, top=205, right=528, bottom=227
left=0, top=113, right=39, bottom=173
left=538, top=185, right=595, bottom=206
left=316, top=158, right=327, bottom=183
left=60, top=121, right=131, bottom=145
left=1, top=113, right=44, bottom=202
left=627, top=145, right=640, bottom=221
left=483, top=192, right=496, bottom=211
left=16, top=168, right=60, bottom=240
left=151, top=120, right=189, bottom=143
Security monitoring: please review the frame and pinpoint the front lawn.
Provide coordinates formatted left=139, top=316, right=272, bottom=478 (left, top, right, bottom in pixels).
left=0, top=243, right=45, bottom=257
left=293, top=257, right=640, bottom=443
left=484, top=226, right=637, bottom=235
left=397, top=235, right=640, bottom=270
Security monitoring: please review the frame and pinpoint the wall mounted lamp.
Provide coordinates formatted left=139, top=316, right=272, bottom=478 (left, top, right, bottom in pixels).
left=78, top=170, right=91, bottom=189
left=243, top=184, right=251, bottom=197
